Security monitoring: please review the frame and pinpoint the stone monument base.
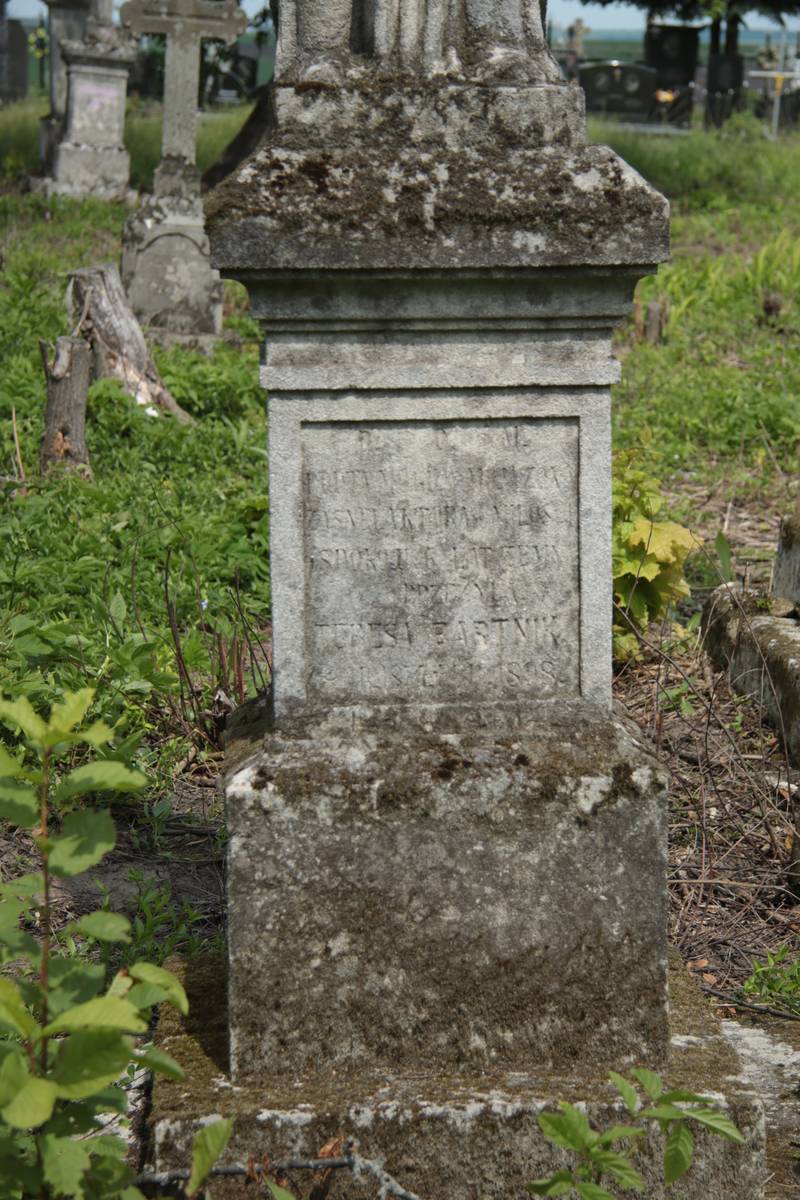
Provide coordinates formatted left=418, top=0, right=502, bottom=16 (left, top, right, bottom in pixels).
left=148, top=957, right=766, bottom=1199
left=225, top=712, right=672, bottom=1077
left=42, top=142, right=132, bottom=201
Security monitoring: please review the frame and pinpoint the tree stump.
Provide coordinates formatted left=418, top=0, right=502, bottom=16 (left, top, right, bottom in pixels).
left=67, top=263, right=192, bottom=424
left=39, top=337, right=92, bottom=476
left=644, top=300, right=664, bottom=344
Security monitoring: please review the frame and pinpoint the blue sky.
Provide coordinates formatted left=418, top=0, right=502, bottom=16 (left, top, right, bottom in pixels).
left=7, top=0, right=799, bottom=39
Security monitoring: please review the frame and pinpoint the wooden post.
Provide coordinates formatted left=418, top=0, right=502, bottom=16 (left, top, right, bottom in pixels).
left=39, top=337, right=92, bottom=476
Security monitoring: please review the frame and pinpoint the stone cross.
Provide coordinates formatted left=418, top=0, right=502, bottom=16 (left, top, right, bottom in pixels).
left=120, top=0, right=246, bottom=163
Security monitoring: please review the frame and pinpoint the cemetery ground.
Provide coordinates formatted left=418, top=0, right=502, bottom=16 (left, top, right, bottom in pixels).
left=1, top=106, right=800, bottom=1185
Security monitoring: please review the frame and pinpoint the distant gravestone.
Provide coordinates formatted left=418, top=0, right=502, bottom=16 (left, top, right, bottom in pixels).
left=579, top=60, right=658, bottom=118
left=0, top=16, right=28, bottom=103
left=119, top=0, right=246, bottom=339
left=40, top=0, right=90, bottom=170
left=43, top=0, right=135, bottom=199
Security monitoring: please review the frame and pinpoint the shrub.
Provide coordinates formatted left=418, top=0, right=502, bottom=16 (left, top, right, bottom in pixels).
left=612, top=453, right=699, bottom=660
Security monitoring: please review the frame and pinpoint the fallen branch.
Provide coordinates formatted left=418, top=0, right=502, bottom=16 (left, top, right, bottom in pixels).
left=136, top=1146, right=424, bottom=1200
left=10, top=405, right=27, bottom=496
left=701, top=984, right=800, bottom=1022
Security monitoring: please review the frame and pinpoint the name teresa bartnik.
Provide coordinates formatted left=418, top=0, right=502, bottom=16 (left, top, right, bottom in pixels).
left=301, top=416, right=581, bottom=705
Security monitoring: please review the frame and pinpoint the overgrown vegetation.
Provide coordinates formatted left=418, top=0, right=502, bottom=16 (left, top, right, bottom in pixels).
left=612, top=454, right=699, bottom=660
left=0, top=689, right=231, bottom=1199
left=598, top=119, right=800, bottom=484
left=530, top=1068, right=743, bottom=1199
left=0, top=193, right=268, bottom=760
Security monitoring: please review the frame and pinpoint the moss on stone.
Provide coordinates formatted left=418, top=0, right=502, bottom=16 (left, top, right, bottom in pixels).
left=148, top=955, right=767, bottom=1199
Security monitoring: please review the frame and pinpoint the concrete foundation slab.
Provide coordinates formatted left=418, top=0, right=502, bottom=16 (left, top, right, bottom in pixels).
left=147, top=956, right=766, bottom=1200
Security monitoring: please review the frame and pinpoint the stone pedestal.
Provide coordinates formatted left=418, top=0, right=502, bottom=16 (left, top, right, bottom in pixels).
left=161, top=46, right=766, bottom=1200
left=208, top=85, right=667, bottom=725
left=40, top=0, right=90, bottom=173
left=227, top=714, right=670, bottom=1079
left=47, top=31, right=134, bottom=199
left=121, top=158, right=223, bottom=339
left=149, top=953, right=766, bottom=1200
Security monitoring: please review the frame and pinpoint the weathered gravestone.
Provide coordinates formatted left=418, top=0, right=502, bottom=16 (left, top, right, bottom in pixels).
left=147, top=3, right=766, bottom=1195
left=119, top=0, right=246, bottom=338
left=43, top=0, right=135, bottom=199
left=40, top=0, right=90, bottom=172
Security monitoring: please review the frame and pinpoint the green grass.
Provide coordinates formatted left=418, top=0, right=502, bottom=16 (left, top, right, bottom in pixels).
left=0, top=192, right=268, bottom=751
left=0, top=97, right=46, bottom=178
left=124, top=102, right=253, bottom=191
left=588, top=121, right=800, bottom=484
left=592, top=114, right=800, bottom=216
left=0, top=98, right=252, bottom=190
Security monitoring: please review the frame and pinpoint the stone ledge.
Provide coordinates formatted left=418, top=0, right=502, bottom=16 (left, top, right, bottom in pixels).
left=207, top=143, right=669, bottom=273
left=147, top=956, right=766, bottom=1200
left=269, top=82, right=587, bottom=152
left=703, top=583, right=800, bottom=765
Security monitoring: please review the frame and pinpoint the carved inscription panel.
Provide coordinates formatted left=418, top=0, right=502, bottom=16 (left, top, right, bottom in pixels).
left=71, top=78, right=123, bottom=143
left=302, top=417, right=580, bottom=706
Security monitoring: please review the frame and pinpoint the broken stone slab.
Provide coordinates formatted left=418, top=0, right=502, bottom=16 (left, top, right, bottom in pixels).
left=225, top=708, right=670, bottom=1078
left=146, top=955, right=766, bottom=1200
left=721, top=1016, right=800, bottom=1198
left=703, top=583, right=800, bottom=765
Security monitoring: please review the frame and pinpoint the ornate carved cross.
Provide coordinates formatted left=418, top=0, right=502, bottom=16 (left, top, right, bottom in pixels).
left=120, top=0, right=246, bottom=162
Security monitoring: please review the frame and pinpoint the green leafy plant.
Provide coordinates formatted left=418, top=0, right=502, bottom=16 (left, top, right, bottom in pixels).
left=612, top=454, right=700, bottom=661
left=744, top=946, right=800, bottom=1016
left=529, top=1069, right=744, bottom=1199
left=0, top=689, right=229, bottom=1198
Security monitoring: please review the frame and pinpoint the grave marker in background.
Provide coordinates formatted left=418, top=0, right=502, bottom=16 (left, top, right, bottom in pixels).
left=40, top=0, right=90, bottom=171
left=0, top=3, right=29, bottom=104
left=120, top=0, right=246, bottom=339
left=43, top=0, right=135, bottom=199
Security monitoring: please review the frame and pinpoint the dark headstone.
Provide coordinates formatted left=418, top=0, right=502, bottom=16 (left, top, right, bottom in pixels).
left=579, top=60, right=657, bottom=117
left=645, top=23, right=699, bottom=90
left=0, top=18, right=29, bottom=102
